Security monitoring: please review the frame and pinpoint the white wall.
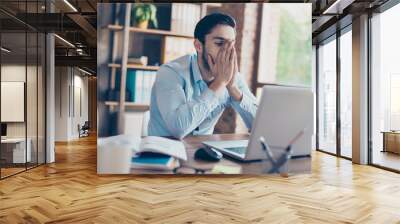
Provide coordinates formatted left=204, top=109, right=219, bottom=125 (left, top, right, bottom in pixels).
left=1, top=64, right=46, bottom=163
left=55, top=66, right=68, bottom=141
left=1, top=65, right=26, bottom=138
left=55, top=67, right=89, bottom=141
left=1, top=65, right=38, bottom=137
left=71, top=73, right=89, bottom=138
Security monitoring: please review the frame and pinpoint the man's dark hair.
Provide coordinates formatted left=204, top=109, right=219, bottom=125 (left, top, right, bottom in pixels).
left=194, top=13, right=236, bottom=44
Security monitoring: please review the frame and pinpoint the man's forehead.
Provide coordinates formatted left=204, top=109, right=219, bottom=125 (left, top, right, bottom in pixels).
left=212, top=36, right=235, bottom=42
left=207, top=33, right=236, bottom=42
left=206, top=25, right=236, bottom=41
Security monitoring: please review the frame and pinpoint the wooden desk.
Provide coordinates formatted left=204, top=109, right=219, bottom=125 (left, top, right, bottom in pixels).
left=1, top=138, right=32, bottom=165
left=382, top=131, right=400, bottom=154
left=130, top=134, right=311, bottom=174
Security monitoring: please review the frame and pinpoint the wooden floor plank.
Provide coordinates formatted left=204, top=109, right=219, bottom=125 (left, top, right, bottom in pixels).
left=0, top=134, right=400, bottom=223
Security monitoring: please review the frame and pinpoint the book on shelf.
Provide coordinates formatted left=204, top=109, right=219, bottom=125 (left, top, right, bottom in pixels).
left=127, top=56, right=148, bottom=66
left=170, top=3, right=201, bottom=36
left=108, top=69, right=156, bottom=105
left=129, top=69, right=157, bottom=104
left=107, top=70, right=135, bottom=102
left=163, top=36, right=195, bottom=63
left=134, top=70, right=143, bottom=103
left=143, top=71, right=150, bottom=103
left=126, top=70, right=136, bottom=102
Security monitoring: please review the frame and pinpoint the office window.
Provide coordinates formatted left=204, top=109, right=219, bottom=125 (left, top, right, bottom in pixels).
left=340, top=28, right=352, bottom=158
left=390, top=75, right=400, bottom=130
left=317, top=37, right=337, bottom=154
left=371, top=3, right=400, bottom=171
left=312, top=45, right=317, bottom=150
left=257, top=3, right=312, bottom=90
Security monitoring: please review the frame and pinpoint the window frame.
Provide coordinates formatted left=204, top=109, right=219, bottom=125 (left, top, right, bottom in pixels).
left=315, top=23, right=353, bottom=161
left=368, top=0, right=400, bottom=173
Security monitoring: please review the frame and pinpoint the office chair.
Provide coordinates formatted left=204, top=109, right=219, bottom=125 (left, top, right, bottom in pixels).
left=78, top=121, right=90, bottom=138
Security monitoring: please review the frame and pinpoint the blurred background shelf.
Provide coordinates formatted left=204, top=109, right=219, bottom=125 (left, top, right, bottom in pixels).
left=107, top=25, right=194, bottom=39
left=103, top=3, right=221, bottom=135
left=108, top=63, right=160, bottom=71
left=106, top=3, right=208, bottom=114
left=105, top=101, right=150, bottom=111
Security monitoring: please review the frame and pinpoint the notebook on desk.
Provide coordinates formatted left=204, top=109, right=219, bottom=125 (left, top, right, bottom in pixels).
left=202, top=140, right=249, bottom=159
left=131, top=136, right=186, bottom=170
left=131, top=152, right=180, bottom=170
left=135, top=136, right=187, bottom=160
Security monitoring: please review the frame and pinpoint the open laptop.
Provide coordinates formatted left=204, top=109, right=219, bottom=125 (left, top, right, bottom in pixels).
left=202, top=85, right=314, bottom=161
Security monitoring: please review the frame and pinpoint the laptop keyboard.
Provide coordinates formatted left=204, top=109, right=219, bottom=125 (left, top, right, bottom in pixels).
left=224, top=147, right=247, bottom=155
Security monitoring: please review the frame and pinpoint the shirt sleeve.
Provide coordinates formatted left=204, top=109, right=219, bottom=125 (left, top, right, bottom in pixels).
left=229, top=73, right=258, bottom=131
left=154, top=65, right=220, bottom=139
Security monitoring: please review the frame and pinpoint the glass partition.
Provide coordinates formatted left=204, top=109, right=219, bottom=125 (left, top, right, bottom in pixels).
left=1, top=31, right=28, bottom=177
left=339, top=28, right=352, bottom=158
left=27, top=31, right=38, bottom=169
left=370, top=3, right=400, bottom=171
left=0, top=0, right=46, bottom=179
left=317, top=36, right=337, bottom=155
left=38, top=32, right=45, bottom=165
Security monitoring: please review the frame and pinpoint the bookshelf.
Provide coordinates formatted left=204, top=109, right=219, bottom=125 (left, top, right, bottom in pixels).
left=105, top=101, right=150, bottom=111
left=107, top=25, right=194, bottom=39
left=105, top=3, right=220, bottom=132
left=108, top=63, right=160, bottom=71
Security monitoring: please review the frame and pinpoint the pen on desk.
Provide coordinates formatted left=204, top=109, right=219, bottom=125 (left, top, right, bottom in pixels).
left=259, top=137, right=276, bottom=166
left=268, top=129, right=306, bottom=174
left=268, top=146, right=291, bottom=174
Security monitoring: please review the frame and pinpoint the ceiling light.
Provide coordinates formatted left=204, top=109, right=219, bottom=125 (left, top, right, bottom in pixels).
left=78, top=67, right=92, bottom=76
left=1, top=47, right=11, bottom=53
left=76, top=48, right=85, bottom=55
left=54, top=34, right=75, bottom=48
left=323, top=0, right=341, bottom=14
left=63, top=0, right=78, bottom=12
left=322, top=0, right=354, bottom=15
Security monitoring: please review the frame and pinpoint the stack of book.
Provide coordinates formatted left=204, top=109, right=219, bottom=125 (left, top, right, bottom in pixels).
left=131, top=152, right=180, bottom=170
left=128, top=56, right=148, bottom=66
left=126, top=70, right=157, bottom=104
left=131, top=136, right=187, bottom=171
left=170, top=3, right=201, bottom=36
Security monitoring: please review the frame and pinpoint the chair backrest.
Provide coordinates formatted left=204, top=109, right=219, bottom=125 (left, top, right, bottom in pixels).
left=82, top=121, right=90, bottom=129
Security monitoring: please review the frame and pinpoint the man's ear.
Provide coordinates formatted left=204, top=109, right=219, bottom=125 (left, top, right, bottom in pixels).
left=194, top=39, right=203, bottom=53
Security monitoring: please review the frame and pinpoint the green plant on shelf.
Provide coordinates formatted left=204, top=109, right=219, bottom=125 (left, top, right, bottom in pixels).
left=132, top=3, right=158, bottom=29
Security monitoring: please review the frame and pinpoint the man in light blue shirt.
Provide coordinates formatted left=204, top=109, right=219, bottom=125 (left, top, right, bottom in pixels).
left=148, top=13, right=258, bottom=139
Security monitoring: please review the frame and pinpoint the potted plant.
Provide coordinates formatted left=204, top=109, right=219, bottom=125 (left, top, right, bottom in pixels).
left=132, top=3, right=158, bottom=29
